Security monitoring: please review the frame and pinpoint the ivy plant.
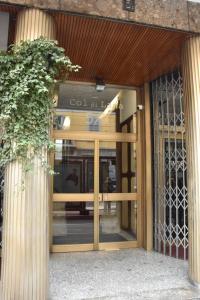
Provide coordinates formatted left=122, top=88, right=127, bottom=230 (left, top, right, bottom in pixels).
left=0, top=38, right=80, bottom=172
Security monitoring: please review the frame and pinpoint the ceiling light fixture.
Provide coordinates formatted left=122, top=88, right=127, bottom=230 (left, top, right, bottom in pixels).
left=95, top=77, right=105, bottom=92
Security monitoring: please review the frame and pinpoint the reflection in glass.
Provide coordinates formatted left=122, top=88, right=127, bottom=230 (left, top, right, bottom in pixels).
left=99, top=142, right=137, bottom=193
left=131, top=143, right=137, bottom=192
left=54, top=140, right=94, bottom=193
left=53, top=202, right=94, bottom=245
left=99, top=201, right=137, bottom=242
left=54, top=112, right=116, bottom=132
left=99, top=142, right=117, bottom=193
left=53, top=83, right=124, bottom=132
left=100, top=164, right=117, bottom=193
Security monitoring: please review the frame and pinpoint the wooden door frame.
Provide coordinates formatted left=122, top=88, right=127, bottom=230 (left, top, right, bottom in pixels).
left=50, top=84, right=153, bottom=253
left=137, top=83, right=153, bottom=251
left=50, top=130, right=142, bottom=252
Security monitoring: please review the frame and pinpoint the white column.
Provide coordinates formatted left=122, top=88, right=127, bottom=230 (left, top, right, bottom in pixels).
left=182, top=36, right=200, bottom=286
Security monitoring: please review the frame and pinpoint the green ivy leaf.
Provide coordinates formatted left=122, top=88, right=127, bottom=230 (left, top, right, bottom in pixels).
left=0, top=37, right=81, bottom=174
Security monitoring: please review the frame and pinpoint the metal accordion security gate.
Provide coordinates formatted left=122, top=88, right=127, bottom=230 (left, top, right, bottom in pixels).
left=151, top=70, right=188, bottom=260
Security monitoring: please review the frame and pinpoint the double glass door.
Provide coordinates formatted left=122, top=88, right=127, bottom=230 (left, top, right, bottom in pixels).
left=51, top=130, right=141, bottom=252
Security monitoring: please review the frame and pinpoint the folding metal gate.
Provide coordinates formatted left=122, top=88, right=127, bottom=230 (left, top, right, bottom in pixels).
left=151, top=71, right=188, bottom=260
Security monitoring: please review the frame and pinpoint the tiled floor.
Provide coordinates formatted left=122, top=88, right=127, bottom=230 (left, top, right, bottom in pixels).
left=49, top=249, right=200, bottom=300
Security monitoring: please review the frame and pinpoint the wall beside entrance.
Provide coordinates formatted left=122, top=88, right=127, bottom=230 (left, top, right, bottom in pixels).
left=1, top=0, right=200, bottom=33
left=151, top=71, right=188, bottom=260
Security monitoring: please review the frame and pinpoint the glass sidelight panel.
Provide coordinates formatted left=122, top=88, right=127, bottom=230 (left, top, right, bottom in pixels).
left=99, top=201, right=137, bottom=242
left=53, top=140, right=94, bottom=193
left=53, top=202, right=94, bottom=245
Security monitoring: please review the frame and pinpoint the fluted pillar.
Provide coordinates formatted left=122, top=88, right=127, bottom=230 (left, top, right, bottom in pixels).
left=1, top=9, right=56, bottom=300
left=182, top=36, right=200, bottom=286
left=15, top=8, right=55, bottom=43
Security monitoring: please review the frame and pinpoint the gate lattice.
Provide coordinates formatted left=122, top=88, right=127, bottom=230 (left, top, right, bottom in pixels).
left=151, top=71, right=188, bottom=260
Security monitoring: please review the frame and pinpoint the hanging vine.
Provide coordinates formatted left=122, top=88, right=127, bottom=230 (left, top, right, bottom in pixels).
left=0, top=38, right=80, bottom=172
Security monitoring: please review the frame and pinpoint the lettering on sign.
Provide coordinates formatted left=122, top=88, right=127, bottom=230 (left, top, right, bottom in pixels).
left=60, top=97, right=111, bottom=112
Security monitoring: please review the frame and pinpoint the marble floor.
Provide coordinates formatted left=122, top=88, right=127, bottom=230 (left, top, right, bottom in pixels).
left=49, top=248, right=200, bottom=300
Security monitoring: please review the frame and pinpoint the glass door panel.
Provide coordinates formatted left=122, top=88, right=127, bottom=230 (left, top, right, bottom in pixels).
left=98, top=140, right=138, bottom=248
left=53, top=201, right=94, bottom=245
left=52, top=137, right=139, bottom=251
left=54, top=139, right=94, bottom=193
left=52, top=140, right=95, bottom=250
left=99, top=141, right=137, bottom=195
left=99, top=200, right=137, bottom=243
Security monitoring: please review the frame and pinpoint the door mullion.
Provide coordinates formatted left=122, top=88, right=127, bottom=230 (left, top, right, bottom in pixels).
left=94, top=139, right=100, bottom=250
left=136, top=109, right=143, bottom=247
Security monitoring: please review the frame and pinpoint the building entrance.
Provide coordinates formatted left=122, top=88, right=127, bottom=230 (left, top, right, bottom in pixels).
left=51, top=83, right=142, bottom=252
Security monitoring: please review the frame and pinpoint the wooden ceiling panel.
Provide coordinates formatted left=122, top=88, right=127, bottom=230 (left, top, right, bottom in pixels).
left=0, top=4, right=191, bottom=86
left=54, top=13, right=190, bottom=87
left=0, top=4, right=19, bottom=14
